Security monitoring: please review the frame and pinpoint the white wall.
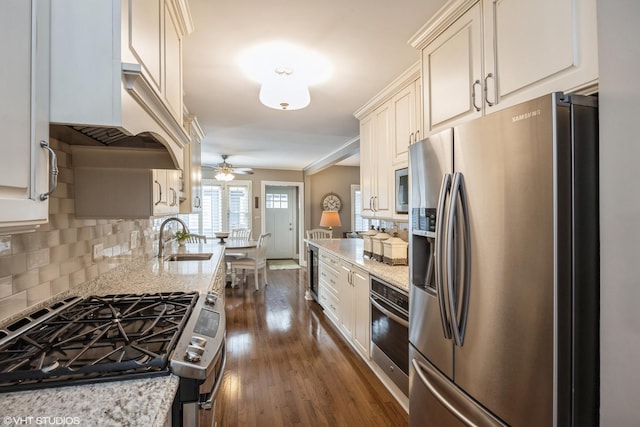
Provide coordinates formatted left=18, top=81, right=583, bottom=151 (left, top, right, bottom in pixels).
left=597, top=1, right=640, bottom=425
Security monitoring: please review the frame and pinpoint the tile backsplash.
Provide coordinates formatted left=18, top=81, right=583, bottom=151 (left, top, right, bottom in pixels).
left=0, top=136, right=172, bottom=322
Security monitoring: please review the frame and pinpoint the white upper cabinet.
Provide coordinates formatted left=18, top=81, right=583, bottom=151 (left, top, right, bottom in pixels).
left=152, top=169, right=181, bottom=216
left=483, top=0, right=598, bottom=113
left=164, top=2, right=184, bottom=122
left=355, top=64, right=421, bottom=221
left=419, top=3, right=483, bottom=131
left=391, top=78, right=422, bottom=166
left=180, top=113, right=204, bottom=214
left=411, top=0, right=598, bottom=133
left=73, top=167, right=180, bottom=219
left=359, top=114, right=376, bottom=218
left=372, top=102, right=393, bottom=217
left=359, top=101, right=392, bottom=218
left=71, top=146, right=179, bottom=219
left=0, top=0, right=52, bottom=233
left=130, top=0, right=162, bottom=90
left=50, top=0, right=194, bottom=169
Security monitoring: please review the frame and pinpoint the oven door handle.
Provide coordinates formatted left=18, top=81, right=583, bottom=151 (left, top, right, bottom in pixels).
left=200, top=338, right=227, bottom=410
left=370, top=296, right=409, bottom=328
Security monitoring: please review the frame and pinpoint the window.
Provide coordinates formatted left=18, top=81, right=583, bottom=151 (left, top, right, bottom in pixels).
left=181, top=180, right=251, bottom=237
left=266, top=192, right=288, bottom=209
left=351, top=185, right=371, bottom=232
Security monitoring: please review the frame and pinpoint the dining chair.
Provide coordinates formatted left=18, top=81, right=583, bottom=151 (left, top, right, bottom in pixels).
left=229, top=233, right=271, bottom=291
left=225, top=228, right=253, bottom=263
left=306, top=228, right=332, bottom=239
left=184, top=234, right=207, bottom=243
left=229, top=228, right=252, bottom=240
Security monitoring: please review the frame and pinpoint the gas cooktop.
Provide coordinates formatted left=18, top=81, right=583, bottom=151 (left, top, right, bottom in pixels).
left=0, top=292, right=200, bottom=392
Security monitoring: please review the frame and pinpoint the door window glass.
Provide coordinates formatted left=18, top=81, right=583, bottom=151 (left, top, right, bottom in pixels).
left=180, top=179, right=251, bottom=237
left=266, top=193, right=288, bottom=209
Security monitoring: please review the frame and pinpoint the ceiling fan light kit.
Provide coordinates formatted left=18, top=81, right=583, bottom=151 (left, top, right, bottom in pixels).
left=215, top=170, right=235, bottom=181
left=208, top=155, right=254, bottom=181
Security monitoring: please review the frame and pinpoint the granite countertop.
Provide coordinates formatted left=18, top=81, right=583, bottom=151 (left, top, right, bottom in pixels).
left=307, top=238, right=409, bottom=292
left=0, top=243, right=226, bottom=427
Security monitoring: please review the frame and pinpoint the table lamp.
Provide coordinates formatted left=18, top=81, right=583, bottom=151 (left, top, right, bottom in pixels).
left=320, top=210, right=341, bottom=238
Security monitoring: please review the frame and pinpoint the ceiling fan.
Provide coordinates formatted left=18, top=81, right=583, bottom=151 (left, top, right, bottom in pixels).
left=204, top=155, right=254, bottom=181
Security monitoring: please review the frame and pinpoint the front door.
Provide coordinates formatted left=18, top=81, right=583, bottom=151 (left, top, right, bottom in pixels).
left=265, top=185, right=297, bottom=259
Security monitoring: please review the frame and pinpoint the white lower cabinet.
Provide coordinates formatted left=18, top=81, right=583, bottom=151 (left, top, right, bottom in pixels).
left=317, top=249, right=371, bottom=360
left=315, top=248, right=406, bottom=406
left=318, top=251, right=341, bottom=325
left=339, top=260, right=370, bottom=359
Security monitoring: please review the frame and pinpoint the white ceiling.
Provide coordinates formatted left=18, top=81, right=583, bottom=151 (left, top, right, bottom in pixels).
left=182, top=0, right=446, bottom=171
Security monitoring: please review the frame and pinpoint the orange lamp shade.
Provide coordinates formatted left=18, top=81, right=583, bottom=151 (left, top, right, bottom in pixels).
left=319, top=210, right=341, bottom=229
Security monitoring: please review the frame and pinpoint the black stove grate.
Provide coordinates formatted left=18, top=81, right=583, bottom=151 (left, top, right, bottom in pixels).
left=0, top=292, right=199, bottom=392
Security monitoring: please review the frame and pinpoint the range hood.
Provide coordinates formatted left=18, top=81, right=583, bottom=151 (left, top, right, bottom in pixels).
left=49, top=1, right=195, bottom=170
left=50, top=63, right=189, bottom=170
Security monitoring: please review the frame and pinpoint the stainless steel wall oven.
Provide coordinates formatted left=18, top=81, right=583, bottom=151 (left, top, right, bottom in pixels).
left=370, top=276, right=409, bottom=395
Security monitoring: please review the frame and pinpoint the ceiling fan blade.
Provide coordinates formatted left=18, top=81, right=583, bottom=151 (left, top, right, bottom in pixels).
left=233, top=168, right=254, bottom=175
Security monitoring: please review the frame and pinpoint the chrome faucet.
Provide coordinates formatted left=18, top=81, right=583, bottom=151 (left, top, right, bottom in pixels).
left=158, top=217, right=189, bottom=258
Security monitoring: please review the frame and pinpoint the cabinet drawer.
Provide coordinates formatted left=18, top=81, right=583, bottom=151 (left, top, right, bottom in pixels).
left=319, top=285, right=339, bottom=325
left=319, top=251, right=340, bottom=269
left=319, top=265, right=339, bottom=295
left=318, top=262, right=340, bottom=295
left=320, top=276, right=339, bottom=299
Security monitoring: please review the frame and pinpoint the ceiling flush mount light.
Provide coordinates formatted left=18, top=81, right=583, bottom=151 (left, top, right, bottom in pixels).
left=238, top=42, right=332, bottom=111
left=259, top=67, right=310, bottom=110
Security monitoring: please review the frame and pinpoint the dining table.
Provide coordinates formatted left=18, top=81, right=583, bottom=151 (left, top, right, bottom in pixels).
left=222, top=239, right=258, bottom=287
left=223, top=238, right=258, bottom=250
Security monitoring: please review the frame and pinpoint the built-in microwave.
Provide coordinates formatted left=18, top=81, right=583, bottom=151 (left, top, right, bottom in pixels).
left=395, top=167, right=408, bottom=214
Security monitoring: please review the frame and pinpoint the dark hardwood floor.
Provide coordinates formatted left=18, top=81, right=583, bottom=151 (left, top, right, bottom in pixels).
left=216, top=267, right=408, bottom=427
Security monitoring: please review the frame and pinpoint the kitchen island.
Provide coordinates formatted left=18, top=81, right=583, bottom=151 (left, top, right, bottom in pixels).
left=307, top=238, right=409, bottom=291
left=306, top=238, right=410, bottom=411
left=0, top=243, right=226, bottom=427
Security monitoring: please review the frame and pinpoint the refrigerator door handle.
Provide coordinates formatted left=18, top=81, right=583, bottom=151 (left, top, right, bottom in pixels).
left=436, top=173, right=453, bottom=339
left=458, top=172, right=472, bottom=345
left=448, top=172, right=471, bottom=347
left=411, top=357, right=507, bottom=427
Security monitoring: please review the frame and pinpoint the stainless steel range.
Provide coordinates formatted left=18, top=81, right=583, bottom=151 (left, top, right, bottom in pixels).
left=0, top=291, right=226, bottom=426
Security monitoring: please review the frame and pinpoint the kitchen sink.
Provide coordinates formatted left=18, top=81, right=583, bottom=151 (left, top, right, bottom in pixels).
left=165, top=252, right=213, bottom=261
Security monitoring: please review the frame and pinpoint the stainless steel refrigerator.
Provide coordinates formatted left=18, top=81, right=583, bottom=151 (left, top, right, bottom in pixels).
left=408, top=93, right=599, bottom=427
